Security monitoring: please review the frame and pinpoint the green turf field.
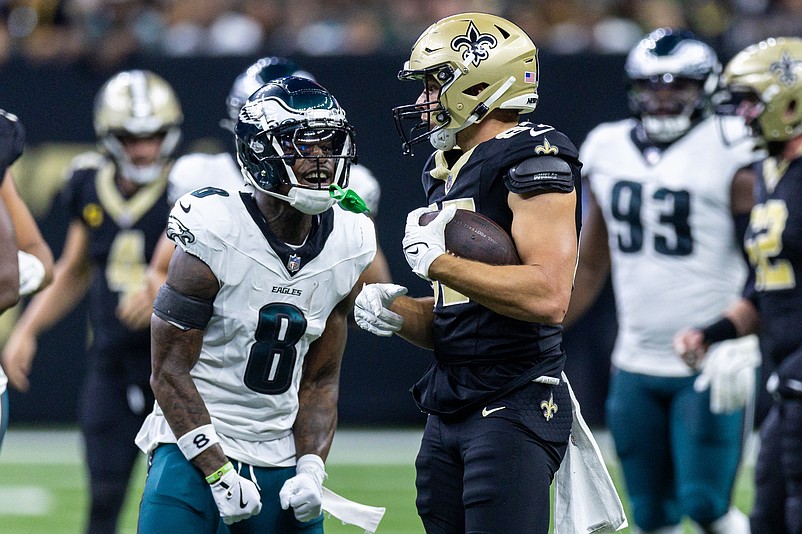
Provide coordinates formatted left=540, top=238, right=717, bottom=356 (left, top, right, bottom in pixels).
left=0, top=427, right=755, bottom=533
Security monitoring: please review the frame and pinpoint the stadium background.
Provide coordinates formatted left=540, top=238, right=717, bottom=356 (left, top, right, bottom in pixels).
left=1, top=51, right=623, bottom=428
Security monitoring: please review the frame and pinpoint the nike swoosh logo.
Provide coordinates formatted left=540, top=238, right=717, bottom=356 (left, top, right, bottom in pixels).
left=529, top=127, right=555, bottom=138
left=404, top=243, right=426, bottom=255
left=238, top=483, right=249, bottom=508
left=482, top=406, right=506, bottom=417
left=179, top=201, right=191, bottom=213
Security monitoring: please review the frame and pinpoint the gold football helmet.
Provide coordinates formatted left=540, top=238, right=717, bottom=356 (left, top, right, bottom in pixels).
left=94, top=70, right=183, bottom=183
left=721, top=37, right=802, bottom=142
left=393, top=12, right=539, bottom=154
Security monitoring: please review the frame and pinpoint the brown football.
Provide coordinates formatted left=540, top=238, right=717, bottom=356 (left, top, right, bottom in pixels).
left=419, top=209, right=521, bottom=265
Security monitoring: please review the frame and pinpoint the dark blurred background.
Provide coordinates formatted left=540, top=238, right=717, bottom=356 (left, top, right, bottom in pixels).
left=1, top=0, right=797, bottom=428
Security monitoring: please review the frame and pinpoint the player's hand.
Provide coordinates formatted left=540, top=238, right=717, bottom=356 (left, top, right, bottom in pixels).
left=116, top=290, right=154, bottom=331
left=402, top=205, right=456, bottom=280
left=17, top=251, right=46, bottom=296
left=354, top=283, right=407, bottom=337
left=693, top=338, right=760, bottom=414
left=209, top=465, right=263, bottom=525
left=1, top=328, right=37, bottom=392
left=279, top=454, right=325, bottom=522
left=673, top=328, right=708, bottom=370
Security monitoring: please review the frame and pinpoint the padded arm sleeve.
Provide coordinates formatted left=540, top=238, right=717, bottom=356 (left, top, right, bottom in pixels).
left=504, top=155, right=575, bottom=195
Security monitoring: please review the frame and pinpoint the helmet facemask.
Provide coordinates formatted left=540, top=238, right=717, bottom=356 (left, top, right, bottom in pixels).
left=626, top=28, right=721, bottom=143
left=101, top=128, right=182, bottom=184
left=629, top=75, right=710, bottom=143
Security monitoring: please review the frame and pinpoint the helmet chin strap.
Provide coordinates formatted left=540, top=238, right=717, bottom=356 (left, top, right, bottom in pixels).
left=263, top=187, right=336, bottom=215
left=429, top=76, right=517, bottom=151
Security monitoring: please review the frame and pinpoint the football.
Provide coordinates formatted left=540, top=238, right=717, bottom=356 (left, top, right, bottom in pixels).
left=419, top=209, right=521, bottom=265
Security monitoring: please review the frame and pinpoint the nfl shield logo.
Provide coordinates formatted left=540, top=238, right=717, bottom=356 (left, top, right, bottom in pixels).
left=287, top=254, right=302, bottom=273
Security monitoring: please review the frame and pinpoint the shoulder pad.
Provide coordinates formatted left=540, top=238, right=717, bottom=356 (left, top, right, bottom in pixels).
left=67, top=151, right=106, bottom=173
left=505, top=155, right=575, bottom=195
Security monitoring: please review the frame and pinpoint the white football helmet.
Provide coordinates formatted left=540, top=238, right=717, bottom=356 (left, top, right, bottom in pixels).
left=625, top=28, right=720, bottom=143
left=94, top=70, right=183, bottom=184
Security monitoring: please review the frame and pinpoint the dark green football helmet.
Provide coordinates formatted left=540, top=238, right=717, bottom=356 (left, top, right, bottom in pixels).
left=234, top=76, right=356, bottom=201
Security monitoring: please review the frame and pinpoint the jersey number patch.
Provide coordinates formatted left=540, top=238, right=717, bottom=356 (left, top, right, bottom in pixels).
left=244, top=303, right=307, bottom=394
left=611, top=181, right=692, bottom=256
left=746, top=200, right=795, bottom=291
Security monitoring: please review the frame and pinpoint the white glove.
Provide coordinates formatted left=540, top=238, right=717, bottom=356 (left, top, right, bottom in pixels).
left=402, top=205, right=456, bottom=280
left=280, top=454, right=326, bottom=522
left=18, top=250, right=46, bottom=296
left=694, top=336, right=761, bottom=414
left=354, top=283, right=408, bottom=336
left=209, top=464, right=263, bottom=525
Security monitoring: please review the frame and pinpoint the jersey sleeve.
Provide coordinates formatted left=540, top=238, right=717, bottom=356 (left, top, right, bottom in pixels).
left=0, top=110, right=25, bottom=178
left=165, top=192, right=226, bottom=272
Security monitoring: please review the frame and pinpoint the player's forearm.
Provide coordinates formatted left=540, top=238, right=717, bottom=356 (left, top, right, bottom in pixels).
left=151, top=318, right=230, bottom=475
left=562, top=257, right=609, bottom=329
left=391, top=295, right=436, bottom=349
left=429, top=255, right=573, bottom=324
left=725, top=298, right=761, bottom=337
left=15, top=260, right=91, bottom=336
left=150, top=319, right=210, bottom=434
left=294, top=382, right=338, bottom=461
left=0, top=203, right=20, bottom=309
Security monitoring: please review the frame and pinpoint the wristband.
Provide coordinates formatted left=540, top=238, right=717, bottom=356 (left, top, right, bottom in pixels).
left=205, top=461, right=234, bottom=485
left=700, top=317, right=738, bottom=345
left=177, top=424, right=220, bottom=461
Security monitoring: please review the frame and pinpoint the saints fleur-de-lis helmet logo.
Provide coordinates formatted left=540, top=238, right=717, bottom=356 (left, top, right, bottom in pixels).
left=450, top=21, right=498, bottom=67
left=770, top=50, right=801, bottom=86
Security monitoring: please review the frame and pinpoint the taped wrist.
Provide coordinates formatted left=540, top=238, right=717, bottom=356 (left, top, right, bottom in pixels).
left=153, top=284, right=214, bottom=331
left=296, top=454, right=326, bottom=485
left=177, top=424, right=220, bottom=460
left=700, top=317, right=738, bottom=345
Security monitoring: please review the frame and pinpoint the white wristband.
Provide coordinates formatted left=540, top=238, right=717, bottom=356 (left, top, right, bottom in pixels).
left=177, top=424, right=220, bottom=460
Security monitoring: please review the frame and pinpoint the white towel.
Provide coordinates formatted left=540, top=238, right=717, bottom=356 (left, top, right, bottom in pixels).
left=322, top=486, right=386, bottom=533
left=553, top=373, right=628, bottom=534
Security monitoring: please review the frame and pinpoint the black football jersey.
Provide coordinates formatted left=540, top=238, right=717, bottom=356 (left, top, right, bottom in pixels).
left=0, top=110, right=25, bottom=183
left=412, top=122, right=582, bottom=417
left=61, top=154, right=171, bottom=371
left=746, top=155, right=802, bottom=368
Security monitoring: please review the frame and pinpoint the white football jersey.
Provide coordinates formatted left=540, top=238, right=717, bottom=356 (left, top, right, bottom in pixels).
left=136, top=188, right=376, bottom=466
left=167, top=152, right=244, bottom=206
left=0, top=366, right=6, bottom=393
left=581, top=116, right=759, bottom=376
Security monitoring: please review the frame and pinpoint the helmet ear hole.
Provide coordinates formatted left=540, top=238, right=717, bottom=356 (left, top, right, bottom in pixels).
left=463, top=83, right=488, bottom=97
